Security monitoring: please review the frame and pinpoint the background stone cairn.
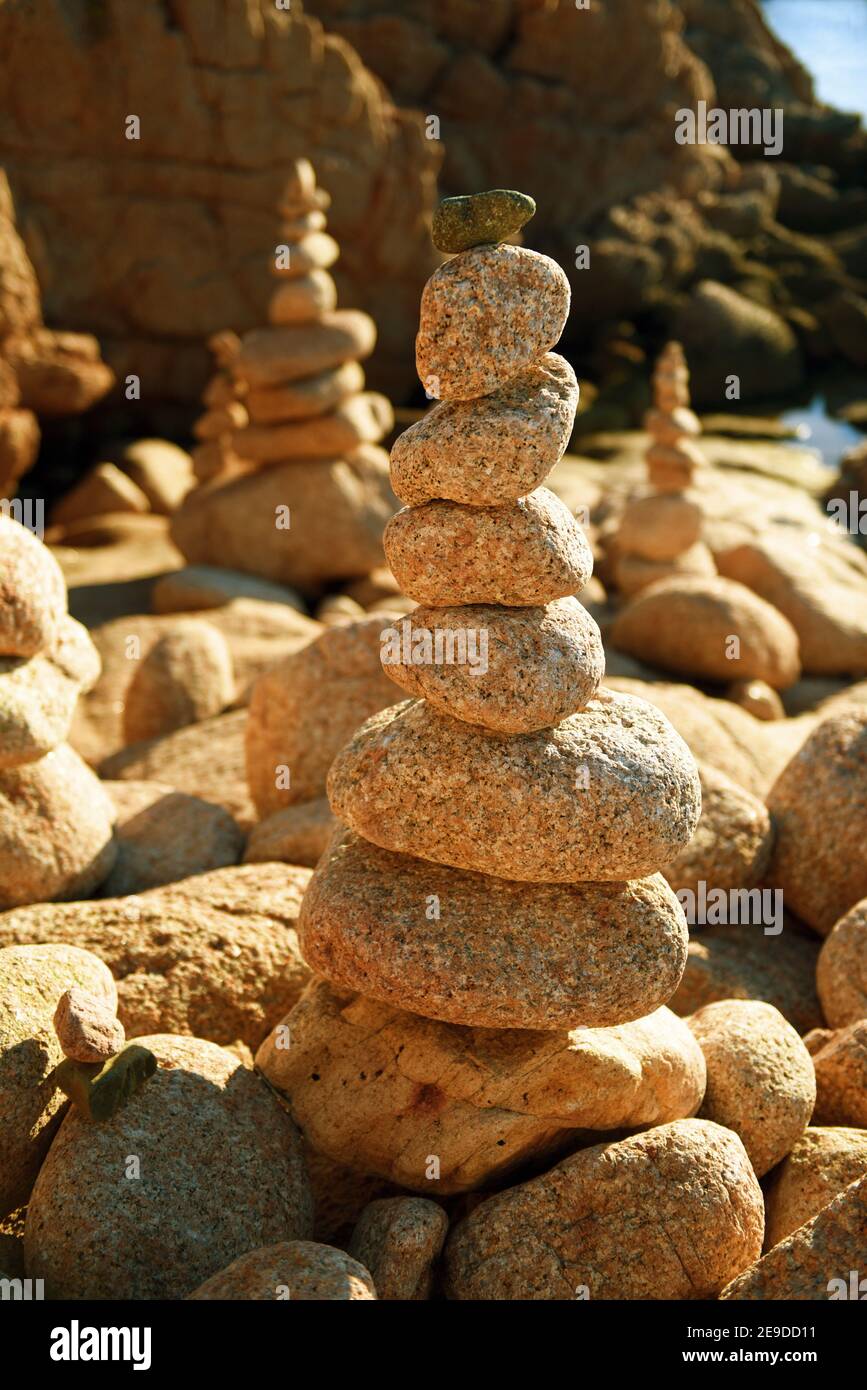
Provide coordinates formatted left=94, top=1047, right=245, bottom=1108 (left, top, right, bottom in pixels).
left=615, top=340, right=716, bottom=596
left=0, top=516, right=116, bottom=908
left=170, top=160, right=394, bottom=591
left=257, top=192, right=707, bottom=1198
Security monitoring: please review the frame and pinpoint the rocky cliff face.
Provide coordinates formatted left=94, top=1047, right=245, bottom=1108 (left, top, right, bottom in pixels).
left=0, top=0, right=440, bottom=418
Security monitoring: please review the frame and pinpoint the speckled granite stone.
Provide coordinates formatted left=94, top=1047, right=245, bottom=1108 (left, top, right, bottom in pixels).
left=328, top=689, right=701, bottom=882
left=817, top=898, right=867, bottom=1027
left=349, top=1198, right=447, bottom=1300
left=0, top=515, right=67, bottom=657
left=764, top=1127, right=867, bottom=1248
left=188, top=1241, right=375, bottom=1300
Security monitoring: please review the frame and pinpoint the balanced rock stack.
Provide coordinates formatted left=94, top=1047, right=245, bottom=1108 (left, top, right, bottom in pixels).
left=171, top=159, right=395, bottom=593
left=615, top=341, right=715, bottom=597
left=257, top=195, right=725, bottom=1237
left=0, top=516, right=116, bottom=908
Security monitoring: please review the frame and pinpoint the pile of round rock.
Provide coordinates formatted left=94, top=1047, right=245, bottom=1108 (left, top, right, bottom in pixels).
left=615, top=340, right=714, bottom=597
left=170, top=159, right=395, bottom=593
left=0, top=515, right=116, bottom=908
left=256, top=191, right=790, bottom=1299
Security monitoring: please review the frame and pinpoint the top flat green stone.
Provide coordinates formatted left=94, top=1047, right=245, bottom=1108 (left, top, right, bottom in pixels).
left=432, top=190, right=536, bottom=253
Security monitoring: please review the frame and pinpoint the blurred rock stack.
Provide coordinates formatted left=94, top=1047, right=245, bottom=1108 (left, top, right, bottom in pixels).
left=615, top=341, right=715, bottom=596
left=0, top=516, right=116, bottom=908
left=171, top=161, right=395, bottom=595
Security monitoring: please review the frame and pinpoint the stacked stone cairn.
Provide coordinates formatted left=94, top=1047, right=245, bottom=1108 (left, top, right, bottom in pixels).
left=615, top=340, right=716, bottom=596
left=257, top=192, right=709, bottom=1202
left=170, top=159, right=394, bottom=591
left=52, top=986, right=156, bottom=1123
left=0, top=515, right=116, bottom=909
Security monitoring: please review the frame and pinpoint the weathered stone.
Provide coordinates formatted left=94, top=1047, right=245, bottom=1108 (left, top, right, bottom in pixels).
left=115, top=438, right=195, bottom=514
left=767, top=709, right=867, bottom=934
left=245, top=362, right=365, bottom=424
left=0, top=744, right=117, bottom=909
left=246, top=616, right=398, bottom=817
left=444, top=1120, right=763, bottom=1300
left=300, top=826, right=689, bottom=1030
left=53, top=986, right=125, bottom=1063
left=329, top=690, right=701, bottom=883
left=0, top=515, right=66, bottom=658
left=721, top=1175, right=867, bottom=1300
left=670, top=922, right=822, bottom=1036
left=688, top=1001, right=815, bottom=1177
left=0, top=862, right=312, bottom=1051
left=101, top=780, right=244, bottom=896
left=349, top=1198, right=447, bottom=1300
left=188, top=1241, right=375, bottom=1300
left=256, top=979, right=706, bottom=1195
left=51, top=463, right=150, bottom=527
left=268, top=269, right=338, bottom=324
left=391, top=354, right=578, bottom=507
left=0, top=616, right=100, bottom=768
left=817, top=898, right=867, bottom=1028
left=243, top=798, right=336, bottom=870
left=24, top=1034, right=313, bottom=1299
left=811, top=1021, right=867, bottom=1127
left=764, top=1127, right=867, bottom=1248
left=416, top=245, right=570, bottom=400
left=380, top=597, right=604, bottom=733
left=235, top=312, right=376, bottom=388
left=232, top=392, right=392, bottom=462
left=661, top=760, right=774, bottom=897
left=122, top=619, right=235, bottom=744
left=611, top=575, right=801, bottom=687
left=384, top=488, right=593, bottom=607
left=617, top=492, right=703, bottom=562
left=0, top=942, right=116, bottom=1217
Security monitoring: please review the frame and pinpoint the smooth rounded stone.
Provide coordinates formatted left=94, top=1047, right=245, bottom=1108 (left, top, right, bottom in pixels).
left=245, top=361, right=365, bottom=424
left=817, top=899, right=867, bottom=1028
left=0, top=943, right=116, bottom=1217
left=0, top=863, right=312, bottom=1051
left=246, top=616, right=398, bottom=817
left=151, top=565, right=305, bottom=614
left=329, top=689, right=702, bottom=883
left=53, top=985, right=125, bottom=1063
left=232, top=392, right=393, bottom=463
left=380, top=597, right=604, bottom=734
left=188, top=1240, right=375, bottom=1300
left=0, top=514, right=67, bottom=657
left=117, top=437, right=195, bottom=514
left=51, top=461, right=150, bottom=524
left=0, top=615, right=100, bottom=768
left=268, top=269, right=337, bottom=324
left=281, top=211, right=328, bottom=237
left=244, top=798, right=336, bottom=870
left=122, top=619, right=234, bottom=745
left=100, top=708, right=254, bottom=829
left=645, top=406, right=701, bottom=445
left=721, top=1174, right=867, bottom=1300
left=384, top=488, right=593, bottom=608
left=170, top=447, right=393, bottom=589
left=317, top=593, right=367, bottom=625
left=100, top=781, right=243, bottom=895
left=24, top=1033, right=313, bottom=1299
left=255, top=979, right=707, bottom=1195
left=443, top=1120, right=763, bottom=1301
left=390, top=354, right=578, bottom=507
left=349, top=1198, right=448, bottom=1301
left=611, top=575, right=801, bottom=688
left=725, top=677, right=785, bottom=720
left=235, top=311, right=375, bottom=388
left=0, top=744, right=117, bottom=909
left=767, top=709, right=867, bottom=935
left=416, top=245, right=571, bottom=400
left=299, top=826, right=689, bottom=1030
left=271, top=231, right=339, bottom=279
left=688, top=1001, right=815, bottom=1178
left=616, top=541, right=717, bottom=597
left=811, top=1021, right=867, bottom=1127
left=764, top=1127, right=867, bottom=1248
left=618, top=492, right=703, bottom=562
left=432, top=189, right=536, bottom=254
left=660, top=760, right=774, bottom=898
left=671, top=923, right=822, bottom=1037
